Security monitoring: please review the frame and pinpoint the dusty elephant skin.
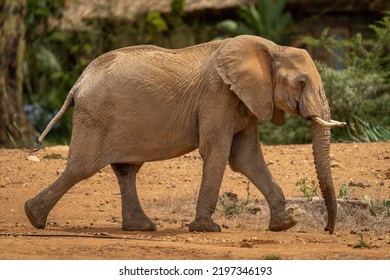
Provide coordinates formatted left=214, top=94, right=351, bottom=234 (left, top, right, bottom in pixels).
left=25, top=35, right=344, bottom=234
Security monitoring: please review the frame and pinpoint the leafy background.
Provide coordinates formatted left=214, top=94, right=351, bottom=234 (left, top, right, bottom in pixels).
left=23, top=0, right=389, bottom=145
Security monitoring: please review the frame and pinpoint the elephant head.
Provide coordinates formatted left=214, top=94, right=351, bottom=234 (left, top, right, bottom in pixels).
left=216, top=35, right=345, bottom=233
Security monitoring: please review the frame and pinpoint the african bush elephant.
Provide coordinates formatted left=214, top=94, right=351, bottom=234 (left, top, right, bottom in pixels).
left=25, top=35, right=345, bottom=234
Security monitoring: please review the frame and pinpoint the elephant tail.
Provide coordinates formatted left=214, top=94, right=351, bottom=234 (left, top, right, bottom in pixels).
left=33, top=91, right=74, bottom=150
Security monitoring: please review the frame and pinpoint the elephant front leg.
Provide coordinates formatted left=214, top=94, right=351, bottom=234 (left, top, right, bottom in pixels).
left=111, top=163, right=156, bottom=231
left=229, top=124, right=297, bottom=232
left=189, top=142, right=231, bottom=232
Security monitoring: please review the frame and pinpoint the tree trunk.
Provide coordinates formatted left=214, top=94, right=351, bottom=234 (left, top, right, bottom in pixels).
left=0, top=0, right=32, bottom=146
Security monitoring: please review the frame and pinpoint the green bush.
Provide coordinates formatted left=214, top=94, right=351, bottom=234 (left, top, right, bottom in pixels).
left=301, top=12, right=390, bottom=142
left=217, top=0, right=293, bottom=44
left=296, top=177, right=318, bottom=201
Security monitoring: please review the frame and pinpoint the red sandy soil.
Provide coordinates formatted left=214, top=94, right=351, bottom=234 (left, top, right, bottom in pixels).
left=0, top=142, right=389, bottom=259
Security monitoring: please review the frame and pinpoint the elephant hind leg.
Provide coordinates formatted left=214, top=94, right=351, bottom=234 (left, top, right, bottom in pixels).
left=25, top=165, right=99, bottom=229
left=111, top=163, right=156, bottom=231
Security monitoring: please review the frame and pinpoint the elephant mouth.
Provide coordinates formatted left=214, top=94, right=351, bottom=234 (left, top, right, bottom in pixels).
left=310, top=116, right=346, bottom=128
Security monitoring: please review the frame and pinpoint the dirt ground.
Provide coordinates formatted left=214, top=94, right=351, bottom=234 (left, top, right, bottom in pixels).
left=0, top=142, right=389, bottom=260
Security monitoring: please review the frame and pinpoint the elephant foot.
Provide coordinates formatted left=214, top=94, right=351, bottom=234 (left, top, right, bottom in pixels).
left=188, top=217, right=221, bottom=232
left=269, top=212, right=297, bottom=232
left=122, top=218, right=157, bottom=231
left=25, top=199, right=48, bottom=229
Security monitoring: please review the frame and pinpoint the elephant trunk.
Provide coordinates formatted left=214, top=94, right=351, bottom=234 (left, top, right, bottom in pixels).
left=299, top=82, right=342, bottom=234
left=311, top=108, right=337, bottom=234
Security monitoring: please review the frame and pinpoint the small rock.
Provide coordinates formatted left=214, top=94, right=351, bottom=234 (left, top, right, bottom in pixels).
left=330, top=160, right=341, bottom=167
left=349, top=180, right=366, bottom=188
left=240, top=241, right=254, bottom=248
left=247, top=206, right=261, bottom=215
left=220, top=192, right=238, bottom=203
left=349, top=180, right=358, bottom=186
left=27, top=155, right=40, bottom=162
left=287, top=206, right=306, bottom=216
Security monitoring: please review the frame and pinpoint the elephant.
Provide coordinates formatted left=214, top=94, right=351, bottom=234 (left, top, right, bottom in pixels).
left=25, top=35, right=345, bottom=234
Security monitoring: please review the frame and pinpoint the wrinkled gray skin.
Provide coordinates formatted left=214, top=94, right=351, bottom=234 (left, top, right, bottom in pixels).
left=25, top=35, right=344, bottom=234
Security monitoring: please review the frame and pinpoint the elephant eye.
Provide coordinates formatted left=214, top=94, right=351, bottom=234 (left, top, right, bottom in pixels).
left=296, top=79, right=306, bottom=93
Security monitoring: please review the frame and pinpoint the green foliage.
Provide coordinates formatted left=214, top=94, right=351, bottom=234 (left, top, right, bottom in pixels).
left=217, top=0, right=293, bottom=44
left=301, top=12, right=390, bottom=142
left=263, top=255, right=281, bottom=260
left=146, top=12, right=168, bottom=33
left=259, top=115, right=312, bottom=145
left=222, top=203, right=243, bottom=218
left=42, top=153, right=64, bottom=160
left=363, top=195, right=377, bottom=216
left=24, top=0, right=73, bottom=144
left=169, top=0, right=185, bottom=25
left=353, top=234, right=371, bottom=249
left=363, top=195, right=390, bottom=216
left=296, top=177, right=318, bottom=201
left=337, top=183, right=349, bottom=199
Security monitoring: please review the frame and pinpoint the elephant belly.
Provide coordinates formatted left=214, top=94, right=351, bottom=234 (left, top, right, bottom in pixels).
left=105, top=106, right=200, bottom=163
left=110, top=127, right=199, bottom=163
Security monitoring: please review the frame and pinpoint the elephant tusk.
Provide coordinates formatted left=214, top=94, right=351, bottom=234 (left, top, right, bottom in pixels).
left=311, top=116, right=346, bottom=127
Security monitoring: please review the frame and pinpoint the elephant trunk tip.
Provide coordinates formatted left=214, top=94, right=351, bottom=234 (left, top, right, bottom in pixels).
left=325, top=223, right=335, bottom=234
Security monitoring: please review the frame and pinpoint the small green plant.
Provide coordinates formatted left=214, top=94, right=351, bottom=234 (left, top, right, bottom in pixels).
left=363, top=195, right=390, bottom=216
left=43, top=153, right=64, bottom=160
left=363, top=195, right=377, bottom=216
left=385, top=200, right=390, bottom=214
left=337, top=183, right=349, bottom=199
left=223, top=203, right=242, bottom=218
left=353, top=234, right=371, bottom=248
left=263, top=254, right=281, bottom=260
left=296, top=177, right=318, bottom=201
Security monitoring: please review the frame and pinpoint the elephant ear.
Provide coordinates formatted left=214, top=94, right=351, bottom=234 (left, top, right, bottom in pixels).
left=216, top=35, right=276, bottom=122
